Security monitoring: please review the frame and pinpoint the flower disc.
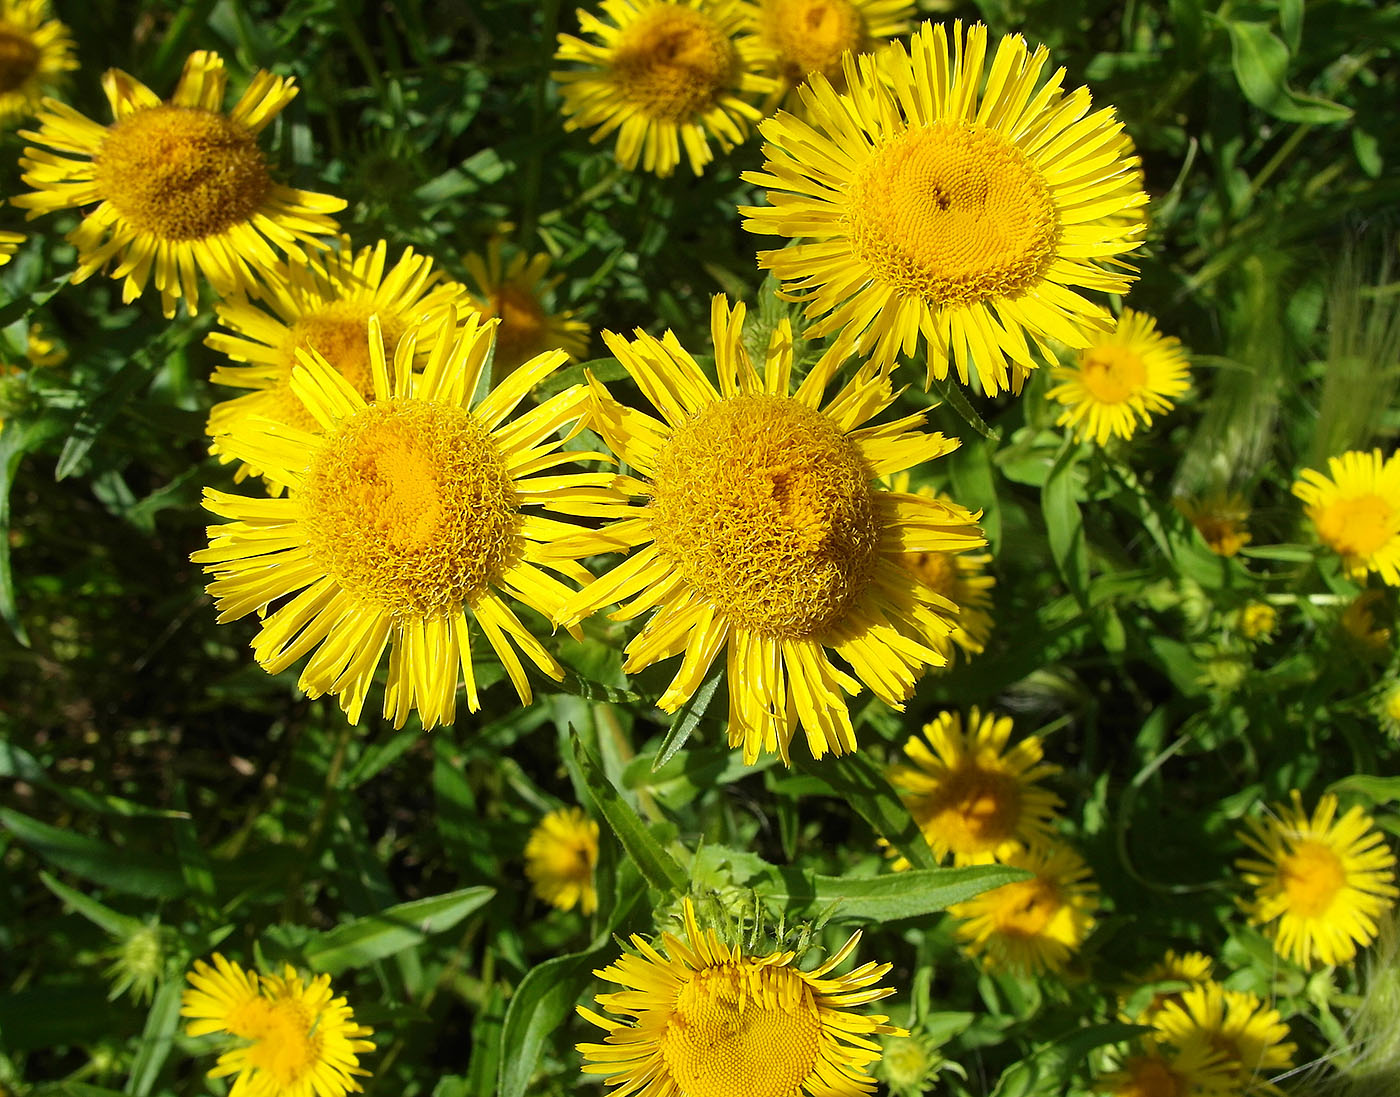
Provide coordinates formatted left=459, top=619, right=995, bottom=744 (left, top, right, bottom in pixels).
left=0, top=26, right=39, bottom=92
left=613, top=3, right=737, bottom=121
left=759, top=0, right=864, bottom=84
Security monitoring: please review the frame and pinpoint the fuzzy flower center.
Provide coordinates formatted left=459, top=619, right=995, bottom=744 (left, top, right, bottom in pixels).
left=1279, top=839, right=1346, bottom=918
left=1078, top=346, right=1148, bottom=404
left=991, top=876, right=1061, bottom=938
left=238, top=997, right=323, bottom=1088
left=0, top=26, right=39, bottom=93
left=299, top=401, right=518, bottom=618
left=658, top=964, right=822, bottom=1097
left=650, top=394, right=879, bottom=639
left=849, top=123, right=1060, bottom=308
left=921, top=763, right=1022, bottom=855
left=759, top=0, right=864, bottom=83
left=487, top=284, right=549, bottom=369
left=95, top=106, right=271, bottom=241
left=1315, top=492, right=1398, bottom=558
left=265, top=307, right=404, bottom=433
left=902, top=549, right=958, bottom=601
left=611, top=5, right=737, bottom=122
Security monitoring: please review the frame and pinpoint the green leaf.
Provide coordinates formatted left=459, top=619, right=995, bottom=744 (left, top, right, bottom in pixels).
left=54, top=354, right=156, bottom=481
left=39, top=871, right=145, bottom=938
left=793, top=752, right=936, bottom=871
left=0, top=808, right=186, bottom=898
left=1327, top=774, right=1400, bottom=805
left=1042, top=442, right=1088, bottom=604
left=1221, top=20, right=1351, bottom=124
left=572, top=732, right=688, bottom=895
left=652, top=663, right=723, bottom=772
left=123, top=978, right=183, bottom=1097
left=302, top=886, right=495, bottom=974
left=750, top=863, right=1029, bottom=922
left=0, top=416, right=63, bottom=643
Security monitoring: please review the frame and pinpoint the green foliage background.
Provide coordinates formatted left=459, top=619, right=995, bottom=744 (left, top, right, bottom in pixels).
left=2, top=0, right=1400, bottom=1095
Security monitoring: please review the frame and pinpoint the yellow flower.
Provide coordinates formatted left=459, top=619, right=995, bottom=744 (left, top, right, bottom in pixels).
left=1294, top=449, right=1400, bottom=584
left=1152, top=983, right=1295, bottom=1096
left=740, top=20, right=1147, bottom=394
left=182, top=953, right=374, bottom=1097
left=1175, top=493, right=1252, bottom=557
left=899, top=546, right=994, bottom=667
left=205, top=237, right=467, bottom=493
left=14, top=51, right=345, bottom=317
left=1236, top=790, right=1398, bottom=968
left=1047, top=309, right=1190, bottom=445
left=948, top=842, right=1097, bottom=976
left=1237, top=602, right=1277, bottom=641
left=1095, top=1037, right=1235, bottom=1097
left=554, top=0, right=778, bottom=177
left=0, top=0, right=75, bottom=127
left=0, top=228, right=23, bottom=264
left=746, top=0, right=915, bottom=100
left=463, top=237, right=589, bottom=376
left=1340, top=589, right=1391, bottom=660
left=577, top=898, right=904, bottom=1097
left=1122, top=950, right=1215, bottom=1025
left=192, top=311, right=620, bottom=729
left=24, top=320, right=64, bottom=367
left=559, top=295, right=985, bottom=764
left=525, top=807, right=599, bottom=915
left=886, top=707, right=1062, bottom=866
left=1376, top=681, right=1400, bottom=741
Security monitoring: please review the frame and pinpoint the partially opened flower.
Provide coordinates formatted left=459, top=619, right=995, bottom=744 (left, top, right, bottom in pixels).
left=183, top=954, right=373, bottom=1097
left=741, top=20, right=1147, bottom=394
left=1175, top=492, right=1252, bottom=557
left=886, top=708, right=1062, bottom=866
left=1293, top=449, right=1400, bottom=584
left=554, top=0, right=777, bottom=177
left=1047, top=309, right=1190, bottom=445
left=1153, top=983, right=1296, bottom=1096
left=746, top=0, right=915, bottom=102
left=0, top=0, right=76, bottom=127
left=948, top=842, right=1098, bottom=975
left=0, top=229, right=22, bottom=264
left=1235, top=790, right=1398, bottom=968
left=559, top=295, right=985, bottom=764
left=464, top=238, right=589, bottom=376
left=193, top=311, right=620, bottom=728
left=14, top=50, right=345, bottom=316
left=205, top=237, right=467, bottom=492
left=525, top=806, right=600, bottom=915
left=577, top=898, right=904, bottom=1097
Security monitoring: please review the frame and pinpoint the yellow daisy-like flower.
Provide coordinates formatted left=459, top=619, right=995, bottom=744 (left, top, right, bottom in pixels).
left=1095, top=1038, right=1235, bottom=1097
left=559, top=295, right=985, bottom=765
left=0, top=228, right=23, bottom=264
left=205, top=237, right=467, bottom=492
left=192, top=311, right=620, bottom=729
left=24, top=320, right=64, bottom=367
left=525, top=806, right=600, bottom=915
left=0, top=0, right=75, bottom=127
left=746, top=0, right=915, bottom=99
left=181, top=953, right=374, bottom=1097
left=1047, top=309, right=1190, bottom=445
left=577, top=898, right=905, bottom=1097
left=1153, top=983, right=1296, bottom=1096
left=14, top=50, right=345, bottom=317
left=740, top=20, right=1147, bottom=394
left=1235, top=790, right=1399, bottom=968
left=899, top=542, right=994, bottom=668
left=1236, top=601, right=1277, bottom=641
left=1376, top=680, right=1400, bottom=741
left=1175, top=493, right=1252, bottom=558
left=553, top=0, right=778, bottom=177
left=948, top=842, right=1098, bottom=976
left=886, top=707, right=1062, bottom=867
left=463, top=238, right=589, bottom=377
left=1122, top=950, right=1214, bottom=1025
left=1293, top=449, right=1400, bottom=585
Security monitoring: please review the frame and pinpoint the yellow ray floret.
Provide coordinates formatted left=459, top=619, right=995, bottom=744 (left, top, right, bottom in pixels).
left=205, top=236, right=468, bottom=492
left=577, top=898, right=905, bottom=1097
left=745, top=0, right=916, bottom=105
left=14, top=50, right=345, bottom=317
left=0, top=0, right=76, bottom=127
left=1152, top=982, right=1296, bottom=1096
left=1094, top=1036, right=1235, bottom=1097
left=1175, top=492, right=1252, bottom=557
left=741, top=20, right=1148, bottom=394
left=1293, top=449, right=1400, bottom=585
left=560, top=294, right=985, bottom=765
left=0, top=228, right=22, bottom=264
left=1046, top=308, right=1190, bottom=445
left=193, top=310, right=622, bottom=729
left=525, top=806, right=600, bottom=915
left=463, top=236, right=590, bottom=375
left=553, top=0, right=779, bottom=177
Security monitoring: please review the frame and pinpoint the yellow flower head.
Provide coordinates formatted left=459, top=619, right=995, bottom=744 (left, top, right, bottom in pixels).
left=1152, top=982, right=1296, bottom=1096
left=577, top=898, right=905, bottom=1097
left=559, top=295, right=985, bottom=765
left=193, top=311, right=622, bottom=729
left=1047, top=310, right=1190, bottom=445
left=14, top=51, right=345, bottom=317
left=554, top=0, right=778, bottom=177
left=463, top=238, right=589, bottom=376
left=1237, top=601, right=1277, bottom=641
left=525, top=806, right=600, bottom=915
left=1175, top=493, right=1252, bottom=558
left=1235, top=790, right=1398, bottom=968
left=0, top=0, right=76, bottom=127
left=1095, top=1037, right=1235, bottom=1097
left=741, top=20, right=1147, bottom=394
left=747, top=0, right=915, bottom=100
left=948, top=842, right=1097, bottom=976
left=1377, top=680, right=1400, bottom=741
left=1294, top=449, right=1400, bottom=584
left=0, top=228, right=22, bottom=264
left=1121, top=949, right=1214, bottom=1025
left=182, top=953, right=374, bottom=1097
left=1340, top=589, right=1392, bottom=660
left=205, top=237, right=467, bottom=493
left=887, top=707, right=1062, bottom=866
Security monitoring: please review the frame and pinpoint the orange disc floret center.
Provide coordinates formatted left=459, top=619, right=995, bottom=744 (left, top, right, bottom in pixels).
left=1279, top=839, right=1346, bottom=918
left=991, top=877, right=1061, bottom=938
left=650, top=393, right=879, bottom=639
left=611, top=5, right=737, bottom=122
left=265, top=306, right=404, bottom=433
left=1117, top=1057, right=1186, bottom=1097
left=242, top=997, right=322, bottom=1088
left=299, top=400, right=518, bottom=618
left=1314, top=492, right=1397, bottom=558
left=658, top=964, right=823, bottom=1097
left=487, top=284, right=549, bottom=367
left=848, top=122, right=1059, bottom=308
left=760, top=0, right=864, bottom=83
left=1078, top=346, right=1148, bottom=404
left=923, top=763, right=1022, bottom=855
left=95, top=106, right=271, bottom=241
left=902, top=549, right=958, bottom=601
left=0, top=26, right=39, bottom=93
